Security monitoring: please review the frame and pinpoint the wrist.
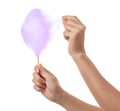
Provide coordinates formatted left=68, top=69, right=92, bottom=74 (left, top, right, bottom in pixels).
left=54, top=87, right=79, bottom=110
left=56, top=90, right=75, bottom=110
left=71, top=52, right=86, bottom=62
left=54, top=88, right=67, bottom=106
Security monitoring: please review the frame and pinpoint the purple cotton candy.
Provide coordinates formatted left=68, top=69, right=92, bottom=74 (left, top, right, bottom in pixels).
left=21, top=8, right=53, bottom=56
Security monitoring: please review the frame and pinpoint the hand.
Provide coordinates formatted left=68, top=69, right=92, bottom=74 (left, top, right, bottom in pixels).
left=32, top=64, right=63, bottom=102
left=62, top=16, right=86, bottom=57
left=32, top=65, right=102, bottom=111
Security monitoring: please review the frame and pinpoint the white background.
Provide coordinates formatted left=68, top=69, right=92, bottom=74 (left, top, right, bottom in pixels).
left=0, top=0, right=120, bottom=111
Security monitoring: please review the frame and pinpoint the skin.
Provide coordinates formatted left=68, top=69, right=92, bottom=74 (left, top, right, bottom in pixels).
left=32, top=16, right=120, bottom=111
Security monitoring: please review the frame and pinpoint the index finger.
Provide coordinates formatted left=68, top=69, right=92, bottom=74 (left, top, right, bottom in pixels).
left=34, top=65, right=40, bottom=73
left=62, top=15, right=82, bottom=23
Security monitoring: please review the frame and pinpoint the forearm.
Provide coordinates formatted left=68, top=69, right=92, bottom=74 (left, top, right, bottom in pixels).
left=72, top=53, right=120, bottom=111
left=56, top=89, right=101, bottom=111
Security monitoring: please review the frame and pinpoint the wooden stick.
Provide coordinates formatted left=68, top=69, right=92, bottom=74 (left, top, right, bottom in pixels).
left=37, top=56, right=39, bottom=64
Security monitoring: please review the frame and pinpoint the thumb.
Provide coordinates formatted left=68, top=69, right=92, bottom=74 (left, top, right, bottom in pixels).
left=38, top=64, right=51, bottom=78
left=62, top=16, right=67, bottom=28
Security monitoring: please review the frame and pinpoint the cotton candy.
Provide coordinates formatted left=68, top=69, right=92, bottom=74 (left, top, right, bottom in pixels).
left=21, top=8, right=53, bottom=56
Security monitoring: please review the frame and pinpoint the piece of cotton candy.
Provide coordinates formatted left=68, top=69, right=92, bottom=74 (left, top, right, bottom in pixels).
left=21, top=8, right=54, bottom=57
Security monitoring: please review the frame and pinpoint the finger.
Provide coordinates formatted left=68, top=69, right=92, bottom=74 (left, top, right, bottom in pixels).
left=74, top=16, right=86, bottom=29
left=33, top=72, right=45, bottom=82
left=63, top=31, right=75, bottom=40
left=32, top=78, right=46, bottom=88
left=73, top=16, right=86, bottom=30
left=62, top=16, right=80, bottom=24
left=64, top=24, right=79, bottom=33
left=34, top=65, right=39, bottom=73
left=62, top=15, right=81, bottom=22
left=62, top=16, right=77, bottom=30
left=37, top=64, right=56, bottom=83
left=62, top=16, right=86, bottom=29
left=67, top=19, right=82, bottom=28
left=34, top=85, right=45, bottom=92
left=62, top=16, right=67, bottom=28
left=37, top=64, right=47, bottom=79
left=38, top=65, right=51, bottom=78
left=74, top=16, right=83, bottom=24
left=66, top=19, right=86, bottom=30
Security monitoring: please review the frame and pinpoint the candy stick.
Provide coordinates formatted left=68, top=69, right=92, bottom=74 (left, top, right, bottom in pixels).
left=37, top=56, right=39, bottom=65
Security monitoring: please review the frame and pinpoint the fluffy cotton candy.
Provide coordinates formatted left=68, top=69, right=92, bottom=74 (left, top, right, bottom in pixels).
left=21, top=8, right=53, bottom=56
